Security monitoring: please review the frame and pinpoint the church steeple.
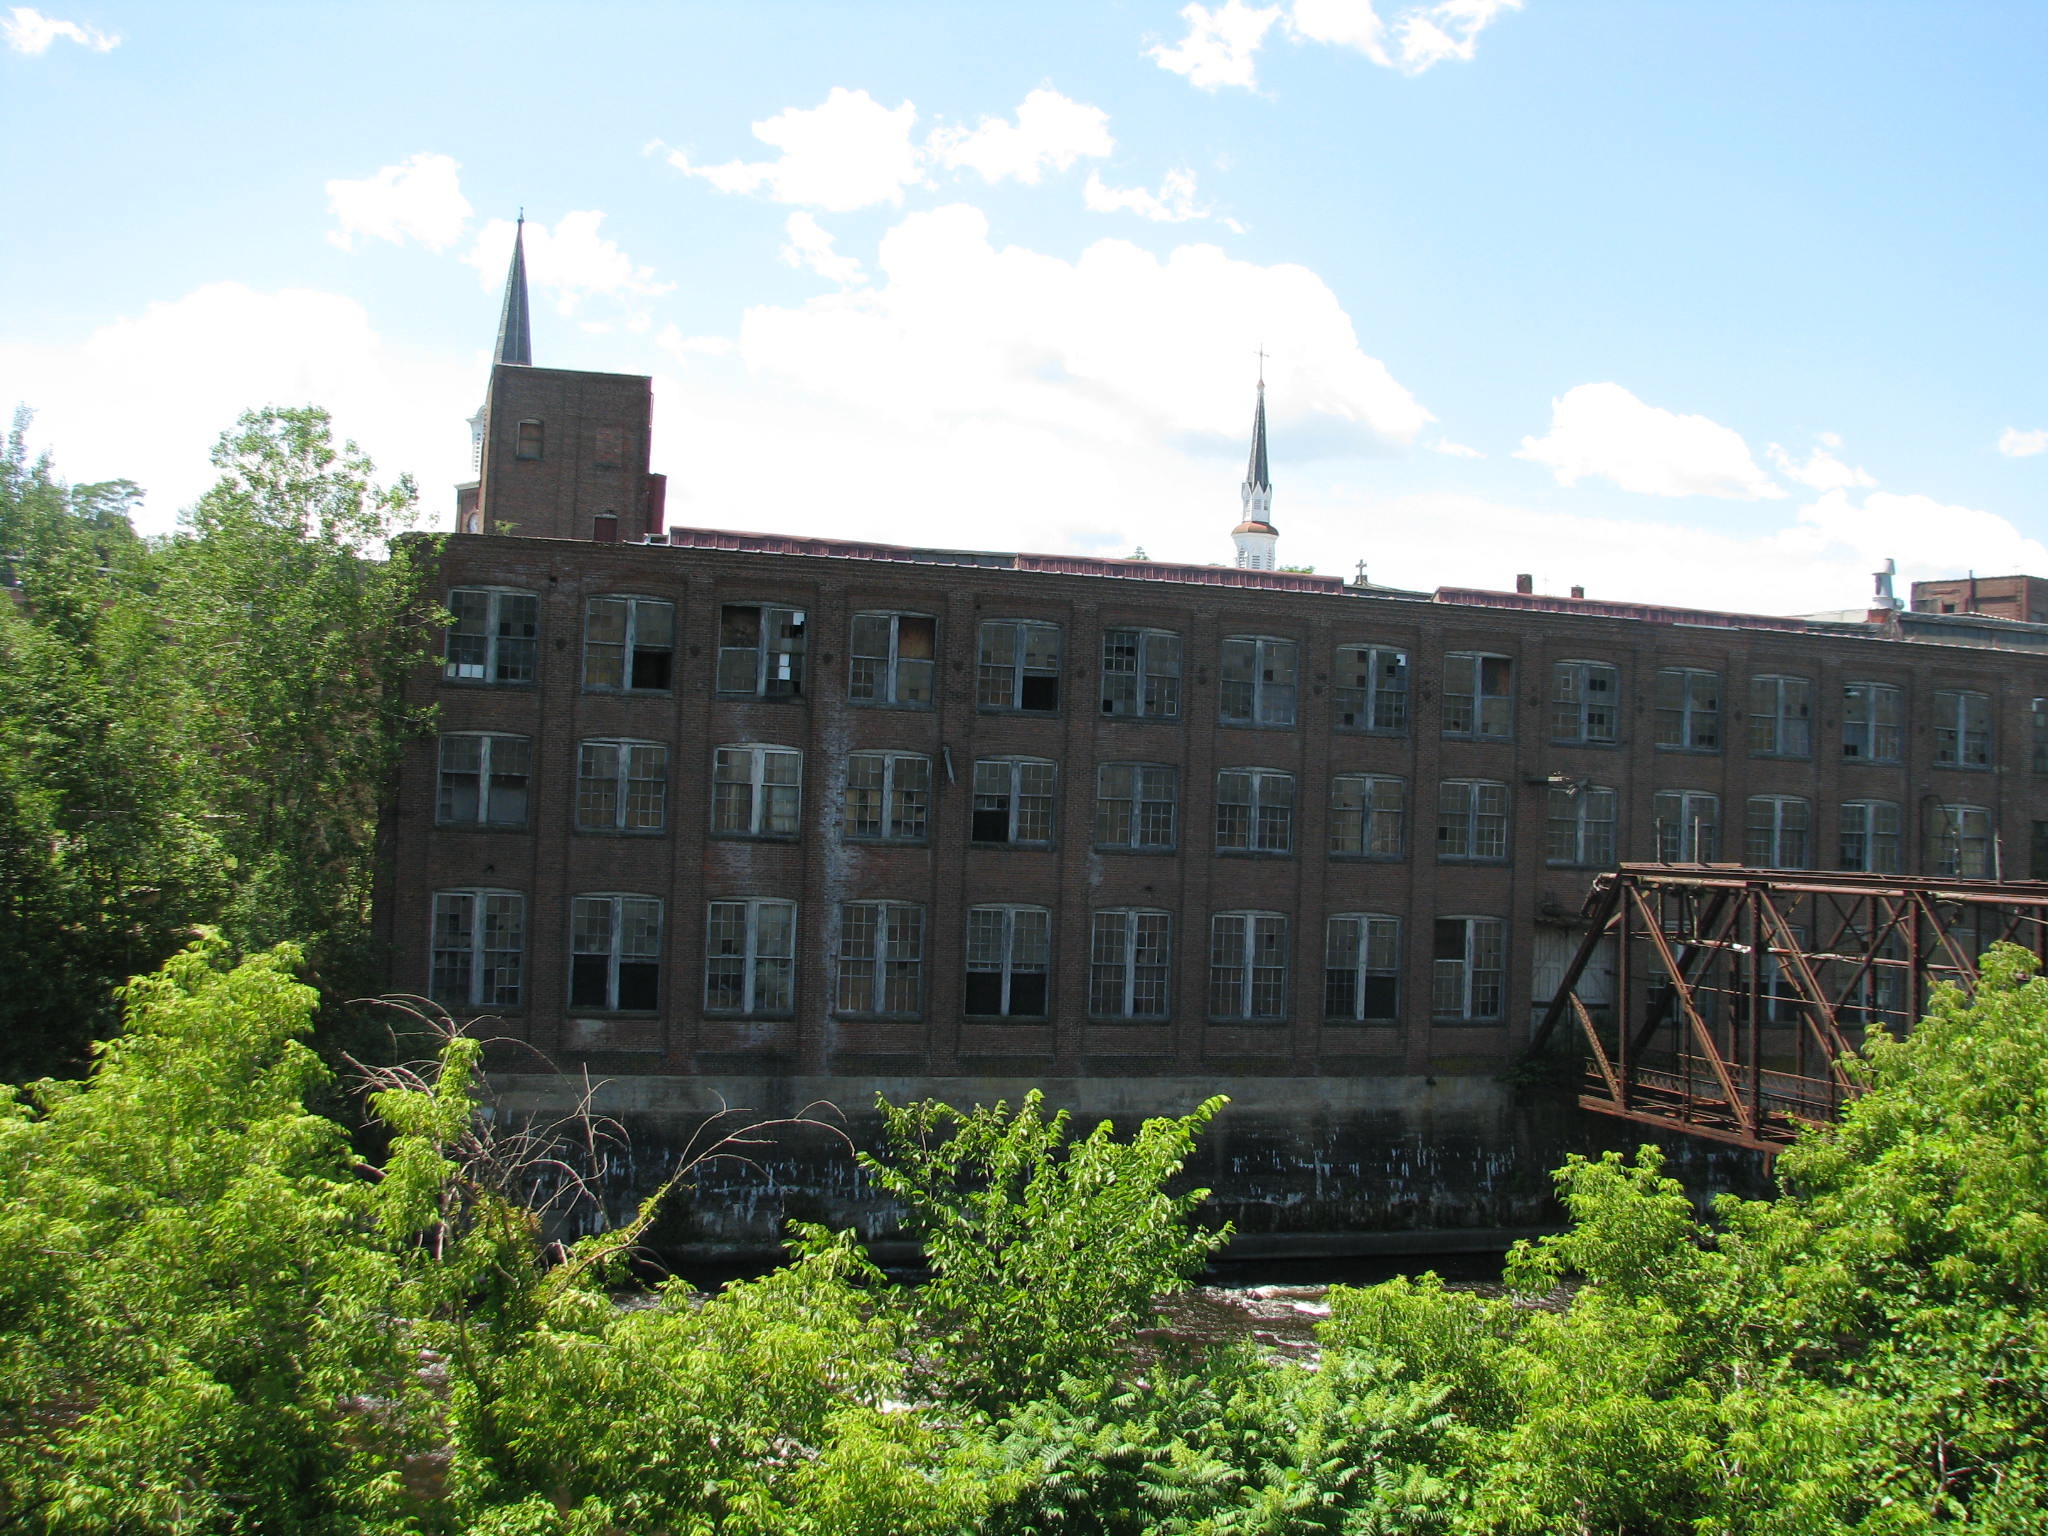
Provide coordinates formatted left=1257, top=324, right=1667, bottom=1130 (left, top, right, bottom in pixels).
left=1232, top=374, right=1278, bottom=570
left=493, top=214, right=533, bottom=367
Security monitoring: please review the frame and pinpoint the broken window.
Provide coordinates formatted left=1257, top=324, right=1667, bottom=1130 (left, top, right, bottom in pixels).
left=1325, top=913, right=1400, bottom=1023
left=1089, top=909, right=1173, bottom=1019
left=965, top=905, right=1051, bottom=1017
left=978, top=619, right=1062, bottom=712
left=1653, top=789, right=1720, bottom=862
left=1094, top=762, right=1178, bottom=851
left=1215, top=768, right=1294, bottom=854
left=575, top=740, right=668, bottom=833
left=1432, top=916, right=1504, bottom=1021
left=1208, top=911, right=1289, bottom=1021
left=843, top=752, right=931, bottom=842
left=711, top=745, right=802, bottom=838
left=430, top=889, right=525, bottom=1010
left=836, top=901, right=924, bottom=1017
left=1842, top=681, right=1903, bottom=763
left=1333, top=644, right=1409, bottom=733
left=1933, top=689, right=1992, bottom=769
left=1329, top=774, right=1406, bottom=859
left=1219, top=636, right=1299, bottom=727
left=1653, top=668, right=1721, bottom=752
left=1839, top=800, right=1902, bottom=874
left=704, top=898, right=795, bottom=1015
left=436, top=733, right=532, bottom=828
left=1545, top=783, right=1617, bottom=867
left=972, top=758, right=1057, bottom=845
left=583, top=596, right=674, bottom=692
left=1436, top=779, right=1509, bottom=862
left=570, top=894, right=662, bottom=1011
left=1748, top=675, right=1814, bottom=758
left=1744, top=795, right=1812, bottom=868
left=848, top=612, right=936, bottom=707
left=1100, top=627, right=1182, bottom=719
left=444, top=588, right=539, bottom=684
left=718, top=604, right=806, bottom=697
left=1443, top=652, right=1513, bottom=739
left=1551, top=661, right=1620, bottom=745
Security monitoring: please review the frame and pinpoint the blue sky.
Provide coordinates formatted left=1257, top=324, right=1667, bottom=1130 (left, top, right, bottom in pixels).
left=6, top=1, right=2048, bottom=611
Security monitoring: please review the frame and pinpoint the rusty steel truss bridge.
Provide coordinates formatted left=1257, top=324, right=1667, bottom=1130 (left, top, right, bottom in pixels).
left=1529, top=864, right=2048, bottom=1153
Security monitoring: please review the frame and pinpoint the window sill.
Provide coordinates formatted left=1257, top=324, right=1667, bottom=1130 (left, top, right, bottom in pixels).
left=847, top=700, right=936, bottom=712
left=1442, top=734, right=1516, bottom=745
left=1088, top=1015, right=1172, bottom=1026
left=566, top=1008, right=662, bottom=1018
left=1548, top=738, right=1620, bottom=750
left=1206, top=1017, right=1287, bottom=1027
left=1654, top=745, right=1722, bottom=755
left=976, top=707, right=1062, bottom=717
left=1219, top=720, right=1300, bottom=732
left=1748, top=752, right=1814, bottom=762
left=1099, top=710, right=1184, bottom=724
left=833, top=1012, right=924, bottom=1023
left=963, top=1014, right=1050, bottom=1024
left=842, top=835, right=931, bottom=847
left=1430, top=1016, right=1503, bottom=1026
left=439, top=678, right=539, bottom=689
left=1331, top=726, right=1409, bottom=738
left=433, top=821, right=531, bottom=833
left=714, top=692, right=806, bottom=704
left=1932, top=763, right=1993, bottom=772
left=710, top=832, right=802, bottom=843
left=1841, top=757, right=1904, bottom=767
left=702, top=1010, right=796, bottom=1022
left=1328, top=852, right=1406, bottom=863
left=1215, top=849, right=1296, bottom=859
left=582, top=687, right=676, bottom=698
left=1436, top=856, right=1510, bottom=866
left=573, top=827, right=669, bottom=838
left=1323, top=1017, right=1399, bottom=1027
left=969, top=841, right=1056, bottom=851
left=1092, top=843, right=1179, bottom=856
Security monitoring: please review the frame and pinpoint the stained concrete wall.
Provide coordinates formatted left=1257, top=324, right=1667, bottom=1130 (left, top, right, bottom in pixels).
left=490, top=1072, right=1770, bottom=1264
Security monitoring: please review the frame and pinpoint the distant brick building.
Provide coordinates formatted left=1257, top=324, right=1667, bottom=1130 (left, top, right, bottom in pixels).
left=379, top=234, right=2048, bottom=1249
left=1910, top=573, right=2048, bottom=626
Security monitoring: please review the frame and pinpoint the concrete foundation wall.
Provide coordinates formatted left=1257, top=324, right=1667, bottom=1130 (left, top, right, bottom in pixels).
left=491, top=1072, right=1771, bottom=1264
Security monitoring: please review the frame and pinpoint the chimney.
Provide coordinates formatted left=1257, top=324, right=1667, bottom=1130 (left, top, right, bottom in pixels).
left=1515, top=573, right=1534, bottom=595
left=1570, top=585, right=1585, bottom=599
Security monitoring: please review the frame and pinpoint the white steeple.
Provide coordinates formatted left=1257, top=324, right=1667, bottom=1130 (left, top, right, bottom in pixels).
left=1231, top=375, right=1278, bottom=570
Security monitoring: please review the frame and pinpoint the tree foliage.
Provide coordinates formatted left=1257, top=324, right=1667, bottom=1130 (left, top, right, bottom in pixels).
left=0, top=405, right=434, bottom=1075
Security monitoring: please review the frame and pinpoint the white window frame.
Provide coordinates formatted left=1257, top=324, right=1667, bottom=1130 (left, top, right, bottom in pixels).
left=1933, top=689, right=1992, bottom=769
left=1744, top=795, right=1812, bottom=868
left=964, top=905, right=1052, bottom=1018
left=836, top=901, right=925, bottom=1017
left=711, top=744, right=803, bottom=838
left=972, top=757, right=1058, bottom=846
left=1842, top=682, right=1903, bottom=764
left=1654, top=667, right=1721, bottom=752
left=1209, top=911, right=1290, bottom=1022
left=843, top=751, right=932, bottom=843
left=582, top=595, right=675, bottom=693
left=1100, top=627, right=1182, bottom=720
left=717, top=603, right=807, bottom=698
left=1839, top=800, right=1902, bottom=874
left=704, top=898, right=797, bottom=1016
left=1329, top=774, right=1406, bottom=859
left=1324, top=913, right=1401, bottom=1023
left=1748, top=675, right=1814, bottom=758
left=1443, top=652, right=1513, bottom=739
left=1333, top=644, right=1409, bottom=734
left=848, top=612, right=937, bottom=709
left=443, top=587, right=539, bottom=684
left=431, top=889, right=525, bottom=1010
left=1215, top=768, right=1295, bottom=854
left=1437, top=778, right=1510, bottom=862
left=1088, top=909, right=1173, bottom=1020
left=569, top=894, right=663, bottom=1012
left=1432, top=916, right=1505, bottom=1022
left=1219, top=635, right=1300, bottom=727
left=1551, top=660, right=1621, bottom=745
left=1094, top=762, right=1178, bottom=851
left=1546, top=784, right=1617, bottom=867
left=575, top=739, right=669, bottom=833
left=1653, top=790, right=1720, bottom=862
left=977, top=619, right=1062, bottom=712
left=1927, top=804, right=1993, bottom=878
left=436, top=732, right=532, bottom=828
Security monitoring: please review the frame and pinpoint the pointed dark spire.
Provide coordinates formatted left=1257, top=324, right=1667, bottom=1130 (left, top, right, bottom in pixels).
left=1244, top=377, right=1270, bottom=493
left=493, top=213, right=532, bottom=367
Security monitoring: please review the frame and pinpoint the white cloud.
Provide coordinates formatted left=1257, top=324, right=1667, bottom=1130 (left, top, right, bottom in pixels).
left=461, top=212, right=674, bottom=325
left=1387, top=0, right=1521, bottom=72
left=1517, top=382, right=1785, bottom=500
left=1148, top=1, right=1284, bottom=91
left=0, top=283, right=474, bottom=535
left=1287, top=0, right=1387, bottom=57
left=779, top=213, right=864, bottom=286
left=1083, top=168, right=1213, bottom=223
left=325, top=152, right=473, bottom=253
left=927, top=87, right=1113, bottom=185
left=1998, top=426, right=2048, bottom=458
left=1427, top=436, right=1483, bottom=459
left=665, top=88, right=924, bottom=212
left=2, top=6, right=116, bottom=53
left=1766, top=436, right=1875, bottom=492
left=1784, top=487, right=2048, bottom=578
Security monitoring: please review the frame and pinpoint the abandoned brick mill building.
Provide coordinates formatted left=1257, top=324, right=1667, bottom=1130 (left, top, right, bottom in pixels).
left=380, top=228, right=2048, bottom=1254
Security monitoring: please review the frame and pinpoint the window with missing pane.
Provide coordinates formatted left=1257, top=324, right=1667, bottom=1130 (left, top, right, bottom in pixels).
left=1100, top=627, right=1181, bottom=719
left=1745, top=795, right=1811, bottom=868
left=1748, top=675, right=1813, bottom=758
left=1654, top=668, right=1720, bottom=752
left=843, top=752, right=930, bottom=842
left=1328, top=775, right=1406, bottom=859
left=1325, top=914, right=1400, bottom=1023
left=1219, top=636, right=1299, bottom=727
left=569, top=895, right=662, bottom=1012
left=437, top=733, right=531, bottom=828
left=1215, top=769, right=1294, bottom=854
left=712, top=746, right=802, bottom=838
left=1842, top=682, right=1903, bottom=763
left=431, top=889, right=524, bottom=1010
left=1209, top=911, right=1288, bottom=1022
left=1927, top=804, right=1992, bottom=878
left=717, top=604, right=806, bottom=698
left=1432, top=916, right=1504, bottom=1021
left=1839, top=800, right=1902, bottom=874
left=1546, top=784, right=1616, bottom=867
left=1089, top=909, right=1172, bottom=1020
left=704, top=898, right=796, bottom=1016
left=444, top=588, right=539, bottom=684
left=836, top=902, right=924, bottom=1017
left=972, top=758, right=1057, bottom=846
left=583, top=596, right=674, bottom=692
left=1443, top=652, right=1512, bottom=739
left=1653, top=790, right=1720, bottom=862
left=1094, top=763, right=1177, bottom=851
left=1437, top=779, right=1509, bottom=862
left=965, top=905, right=1051, bottom=1018
left=1333, top=644, right=1408, bottom=733
left=978, top=620, right=1061, bottom=711
left=848, top=612, right=936, bottom=708
left=575, top=741, right=668, bottom=833
left=1552, top=661, right=1620, bottom=745
left=1933, top=690, right=1992, bottom=769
